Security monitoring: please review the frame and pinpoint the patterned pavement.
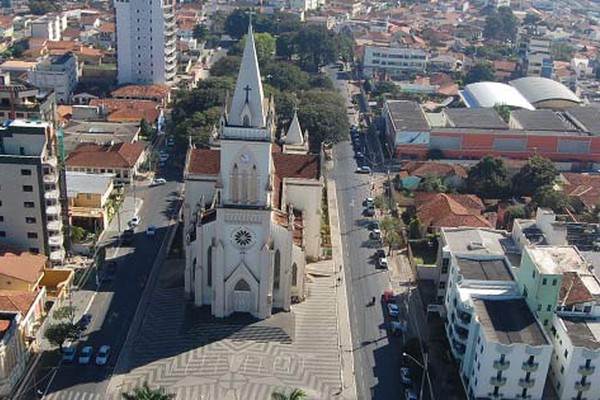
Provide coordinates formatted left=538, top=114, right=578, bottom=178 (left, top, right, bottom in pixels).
left=100, top=261, right=344, bottom=400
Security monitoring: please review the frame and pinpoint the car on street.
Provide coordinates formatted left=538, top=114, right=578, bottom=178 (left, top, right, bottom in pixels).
left=146, top=225, right=156, bottom=236
left=400, top=367, right=412, bottom=385
left=166, top=137, right=175, bottom=147
left=355, top=166, right=371, bottom=174
left=405, top=388, right=418, bottom=400
left=159, top=154, right=169, bottom=162
left=122, top=228, right=135, bottom=244
left=382, top=289, right=396, bottom=303
left=363, top=206, right=375, bottom=217
left=377, top=255, right=389, bottom=269
left=150, top=178, right=167, bottom=187
left=128, top=216, right=140, bottom=228
left=95, top=345, right=111, bottom=365
left=78, top=346, right=93, bottom=365
left=369, top=220, right=381, bottom=231
left=390, top=320, right=405, bottom=336
left=62, top=345, right=76, bottom=363
left=77, top=313, right=93, bottom=330
left=387, top=303, right=399, bottom=318
left=369, top=229, right=382, bottom=241
left=355, top=151, right=363, bottom=159
left=363, top=197, right=374, bottom=207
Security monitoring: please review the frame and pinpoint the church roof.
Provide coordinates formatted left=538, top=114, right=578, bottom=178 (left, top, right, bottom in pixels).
left=228, top=22, right=266, bottom=128
left=187, top=149, right=221, bottom=175
left=284, top=110, right=304, bottom=146
left=273, top=153, right=320, bottom=180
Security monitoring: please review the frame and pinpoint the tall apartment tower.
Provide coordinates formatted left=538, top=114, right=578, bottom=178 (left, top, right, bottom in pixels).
left=114, top=0, right=177, bottom=85
left=0, top=120, right=65, bottom=264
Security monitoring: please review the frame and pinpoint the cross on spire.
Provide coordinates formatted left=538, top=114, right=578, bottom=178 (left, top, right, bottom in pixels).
left=243, top=85, right=252, bottom=103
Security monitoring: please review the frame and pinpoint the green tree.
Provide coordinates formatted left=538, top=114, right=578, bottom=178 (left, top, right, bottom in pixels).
left=551, top=42, right=575, bottom=62
left=483, top=6, right=518, bottom=42
left=70, top=226, right=88, bottom=244
left=192, top=24, right=208, bottom=41
left=380, top=216, right=403, bottom=255
left=53, top=305, right=77, bottom=323
left=512, top=155, right=557, bottom=196
left=504, top=204, right=527, bottom=226
left=533, top=185, right=569, bottom=212
left=408, top=219, right=421, bottom=239
left=466, top=156, right=510, bottom=198
left=238, top=32, right=276, bottom=65
left=271, top=388, right=308, bottom=400
left=209, top=56, right=241, bottom=77
left=298, top=90, right=349, bottom=151
left=28, top=0, right=60, bottom=15
left=139, top=118, right=154, bottom=139
left=419, top=175, right=447, bottom=193
left=122, top=382, right=175, bottom=400
left=44, top=322, right=80, bottom=351
left=263, top=61, right=309, bottom=92
left=524, top=13, right=541, bottom=25
left=494, top=104, right=511, bottom=123
left=465, top=62, right=496, bottom=84
left=294, top=25, right=339, bottom=72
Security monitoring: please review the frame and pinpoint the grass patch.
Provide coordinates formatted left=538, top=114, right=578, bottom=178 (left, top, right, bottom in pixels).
left=409, top=239, right=438, bottom=265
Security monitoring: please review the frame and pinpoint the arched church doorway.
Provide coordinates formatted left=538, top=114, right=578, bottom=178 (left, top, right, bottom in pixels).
left=233, top=279, right=253, bottom=313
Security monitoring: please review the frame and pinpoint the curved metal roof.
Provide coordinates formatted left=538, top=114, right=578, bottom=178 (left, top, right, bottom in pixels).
left=460, top=82, right=535, bottom=110
left=509, top=77, right=581, bottom=105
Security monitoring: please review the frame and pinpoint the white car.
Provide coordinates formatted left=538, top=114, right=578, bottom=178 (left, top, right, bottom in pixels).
left=405, top=388, right=418, bottom=400
left=387, top=303, right=399, bottom=318
left=128, top=216, right=140, bottom=228
left=150, top=178, right=166, bottom=187
left=400, top=367, right=412, bottom=385
left=377, top=256, right=389, bottom=269
left=78, top=346, right=93, bottom=365
left=146, top=225, right=156, bottom=236
left=62, top=345, right=76, bottom=363
left=355, top=166, right=371, bottom=174
left=363, top=197, right=374, bottom=207
left=95, top=345, right=111, bottom=366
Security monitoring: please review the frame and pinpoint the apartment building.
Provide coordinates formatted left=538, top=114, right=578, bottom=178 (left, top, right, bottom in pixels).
left=30, top=15, right=64, bottom=42
left=0, top=73, right=56, bottom=126
left=28, top=53, right=79, bottom=104
left=114, top=0, right=177, bottom=85
left=439, top=227, right=552, bottom=400
left=0, top=120, right=65, bottom=264
left=363, top=45, right=427, bottom=80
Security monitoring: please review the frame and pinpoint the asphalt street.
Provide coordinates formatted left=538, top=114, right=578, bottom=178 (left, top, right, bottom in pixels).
left=326, top=66, right=404, bottom=400
left=33, top=141, right=184, bottom=399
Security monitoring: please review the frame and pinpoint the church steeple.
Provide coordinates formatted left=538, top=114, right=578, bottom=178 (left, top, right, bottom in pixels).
left=228, top=21, right=266, bottom=128
left=283, top=107, right=304, bottom=146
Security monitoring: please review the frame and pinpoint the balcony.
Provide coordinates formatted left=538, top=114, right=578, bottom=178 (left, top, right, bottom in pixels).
left=43, top=173, right=58, bottom=184
left=48, top=233, right=63, bottom=246
left=490, top=377, right=507, bottom=386
left=47, top=219, right=62, bottom=231
left=455, top=326, right=469, bottom=342
left=44, top=188, right=60, bottom=200
left=578, top=365, right=595, bottom=376
left=452, top=339, right=466, bottom=356
left=46, top=205, right=60, bottom=216
left=43, top=156, right=57, bottom=167
left=518, top=378, right=535, bottom=388
left=575, top=381, right=591, bottom=391
left=49, top=249, right=65, bottom=262
left=493, top=360, right=511, bottom=371
left=522, top=362, right=539, bottom=373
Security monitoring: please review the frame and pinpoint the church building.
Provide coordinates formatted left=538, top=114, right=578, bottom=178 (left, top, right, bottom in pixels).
left=182, top=23, right=323, bottom=319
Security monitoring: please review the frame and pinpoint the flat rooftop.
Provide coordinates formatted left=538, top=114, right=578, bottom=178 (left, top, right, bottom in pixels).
left=385, top=100, right=430, bottom=132
left=62, top=121, right=139, bottom=154
left=511, top=109, right=575, bottom=131
left=444, top=108, right=508, bottom=130
left=561, top=318, right=600, bottom=349
left=474, top=298, right=548, bottom=346
left=527, top=246, right=586, bottom=275
left=455, top=257, right=514, bottom=281
left=565, top=107, right=600, bottom=134
left=442, top=227, right=521, bottom=266
left=66, top=171, right=114, bottom=197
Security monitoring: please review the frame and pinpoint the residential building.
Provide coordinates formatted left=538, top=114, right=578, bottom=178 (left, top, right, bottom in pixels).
left=183, top=23, right=322, bottom=319
left=114, top=0, right=177, bottom=84
left=61, top=120, right=140, bottom=154
left=399, top=161, right=467, bottom=190
left=30, top=16, right=63, bottom=42
left=0, top=73, right=56, bottom=126
left=0, top=312, right=28, bottom=397
left=363, top=45, right=427, bottom=80
left=110, top=84, right=171, bottom=106
left=440, top=227, right=552, bottom=400
left=28, top=53, right=79, bottom=104
left=87, top=98, right=162, bottom=122
left=66, top=171, right=114, bottom=231
left=0, top=120, right=65, bottom=264
left=66, top=142, right=146, bottom=185
left=0, top=249, right=45, bottom=292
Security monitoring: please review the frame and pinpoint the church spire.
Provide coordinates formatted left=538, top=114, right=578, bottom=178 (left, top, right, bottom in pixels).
left=284, top=107, right=304, bottom=146
left=228, top=20, right=266, bottom=128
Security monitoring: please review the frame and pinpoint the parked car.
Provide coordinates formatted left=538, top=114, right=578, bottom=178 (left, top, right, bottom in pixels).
left=387, top=303, right=399, bottom=318
left=78, top=346, right=93, bottom=365
left=382, top=289, right=396, bottom=303
left=122, top=228, right=135, bottom=244
left=377, top=255, right=389, bottom=269
left=375, top=249, right=386, bottom=259
left=62, top=345, right=77, bottom=363
left=146, top=225, right=156, bottom=236
left=95, top=345, right=111, bottom=366
left=369, top=220, right=381, bottom=231
left=166, top=137, right=175, bottom=147
left=355, top=166, right=371, bottom=174
left=363, top=207, right=375, bottom=217
left=390, top=320, right=406, bottom=336
left=370, top=229, right=382, bottom=241
left=363, top=197, right=374, bottom=207
left=400, top=367, right=412, bottom=385
left=150, top=178, right=167, bottom=187
left=128, top=216, right=140, bottom=228
left=77, top=313, right=93, bottom=330
left=405, top=388, right=418, bottom=400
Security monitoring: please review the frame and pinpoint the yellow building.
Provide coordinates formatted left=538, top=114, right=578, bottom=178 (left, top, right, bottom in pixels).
left=0, top=250, right=45, bottom=292
left=66, top=172, right=114, bottom=232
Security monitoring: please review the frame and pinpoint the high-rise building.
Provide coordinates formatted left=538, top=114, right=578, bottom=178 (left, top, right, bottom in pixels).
left=114, top=0, right=177, bottom=85
left=0, top=120, right=65, bottom=264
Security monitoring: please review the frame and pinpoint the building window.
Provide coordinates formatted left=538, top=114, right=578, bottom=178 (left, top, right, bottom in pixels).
left=291, top=263, right=298, bottom=286
left=532, top=270, right=536, bottom=278
left=543, top=319, right=548, bottom=326
left=547, top=304, right=552, bottom=312
left=23, top=185, right=33, bottom=192
left=438, top=282, right=446, bottom=289
left=552, top=279, right=558, bottom=286
left=273, top=250, right=281, bottom=290
left=0, top=216, right=3, bottom=222
left=537, top=304, right=542, bottom=311
left=542, top=278, right=547, bottom=285
left=441, top=258, right=449, bottom=274
left=564, top=350, right=569, bottom=358
left=561, top=365, right=564, bottom=374
left=25, top=217, right=36, bottom=224
left=551, top=325, right=557, bottom=336
left=24, top=202, right=34, bottom=208
left=207, top=246, right=212, bottom=287
left=0, top=231, right=5, bottom=237
left=27, top=232, right=38, bottom=239
left=21, top=169, right=31, bottom=176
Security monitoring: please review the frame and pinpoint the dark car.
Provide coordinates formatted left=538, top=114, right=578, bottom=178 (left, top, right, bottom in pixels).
left=77, top=313, right=92, bottom=331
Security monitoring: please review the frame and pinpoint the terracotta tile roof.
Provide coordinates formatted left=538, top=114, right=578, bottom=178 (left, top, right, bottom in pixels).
left=404, top=161, right=467, bottom=179
left=28, top=38, right=48, bottom=49
left=67, top=142, right=145, bottom=169
left=111, top=84, right=170, bottom=100
left=562, top=173, right=600, bottom=209
left=415, top=192, right=492, bottom=230
left=46, top=40, right=79, bottom=51
left=0, top=16, right=13, bottom=29
left=56, top=105, right=72, bottom=125
left=61, top=27, right=82, bottom=40
left=0, top=291, right=38, bottom=315
left=0, top=320, right=10, bottom=339
left=89, top=98, right=161, bottom=122
left=559, top=271, right=595, bottom=306
left=187, top=149, right=220, bottom=175
left=77, top=46, right=103, bottom=57
left=272, top=209, right=304, bottom=246
left=273, top=153, right=320, bottom=180
left=494, top=60, right=517, bottom=72
left=99, top=22, right=115, bottom=33
left=0, top=249, right=46, bottom=283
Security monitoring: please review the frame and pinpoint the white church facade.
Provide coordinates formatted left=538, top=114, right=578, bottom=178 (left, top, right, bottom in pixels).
left=182, top=23, right=323, bottom=319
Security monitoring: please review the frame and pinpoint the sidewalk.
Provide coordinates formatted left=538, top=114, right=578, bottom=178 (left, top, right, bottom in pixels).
left=326, top=178, right=358, bottom=400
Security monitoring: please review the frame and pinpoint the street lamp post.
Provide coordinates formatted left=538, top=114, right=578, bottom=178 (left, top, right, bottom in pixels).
left=403, top=352, right=429, bottom=400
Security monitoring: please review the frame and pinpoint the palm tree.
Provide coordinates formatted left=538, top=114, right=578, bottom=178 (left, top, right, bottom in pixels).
left=271, top=388, right=308, bottom=400
left=121, top=382, right=175, bottom=400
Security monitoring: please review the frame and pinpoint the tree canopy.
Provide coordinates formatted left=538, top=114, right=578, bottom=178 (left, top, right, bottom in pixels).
left=512, top=155, right=557, bottom=196
left=271, top=388, right=308, bottom=400
left=466, top=156, right=510, bottom=198
left=483, top=6, right=518, bottom=42
left=419, top=175, right=447, bottom=193
left=533, top=185, right=569, bottom=212
left=465, top=62, right=495, bottom=84
left=298, top=90, right=349, bottom=151
left=28, top=0, right=60, bottom=15
left=230, top=33, right=276, bottom=66
left=122, top=382, right=175, bottom=400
